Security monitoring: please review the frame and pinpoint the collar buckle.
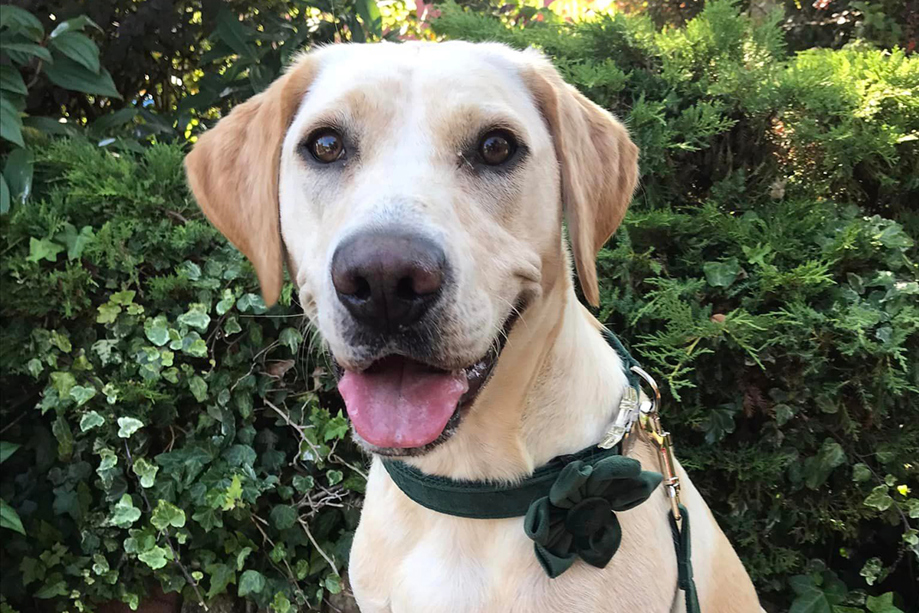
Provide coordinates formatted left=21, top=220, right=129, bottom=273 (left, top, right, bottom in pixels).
left=598, top=386, right=640, bottom=450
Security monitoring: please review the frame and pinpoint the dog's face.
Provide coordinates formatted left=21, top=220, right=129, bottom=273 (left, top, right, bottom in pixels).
left=186, top=42, right=637, bottom=456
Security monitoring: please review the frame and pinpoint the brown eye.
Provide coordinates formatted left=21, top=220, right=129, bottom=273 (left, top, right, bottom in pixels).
left=306, top=129, right=344, bottom=163
left=479, top=130, right=516, bottom=166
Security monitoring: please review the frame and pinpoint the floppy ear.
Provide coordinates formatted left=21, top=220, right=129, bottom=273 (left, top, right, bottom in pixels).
left=523, top=57, right=639, bottom=307
left=185, top=57, right=317, bottom=306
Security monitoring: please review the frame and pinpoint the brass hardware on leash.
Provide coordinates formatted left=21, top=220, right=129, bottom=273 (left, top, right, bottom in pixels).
left=631, top=365, right=683, bottom=522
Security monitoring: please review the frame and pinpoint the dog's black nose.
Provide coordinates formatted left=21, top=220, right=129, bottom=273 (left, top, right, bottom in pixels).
left=331, top=230, right=446, bottom=331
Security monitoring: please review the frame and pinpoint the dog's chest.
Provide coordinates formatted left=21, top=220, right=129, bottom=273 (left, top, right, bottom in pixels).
left=349, top=463, right=680, bottom=613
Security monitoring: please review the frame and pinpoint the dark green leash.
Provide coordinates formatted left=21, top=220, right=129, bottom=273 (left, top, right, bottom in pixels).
left=382, top=328, right=701, bottom=613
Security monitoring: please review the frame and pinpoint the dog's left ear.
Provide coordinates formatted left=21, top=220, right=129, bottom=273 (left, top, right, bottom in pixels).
left=522, top=55, right=639, bottom=307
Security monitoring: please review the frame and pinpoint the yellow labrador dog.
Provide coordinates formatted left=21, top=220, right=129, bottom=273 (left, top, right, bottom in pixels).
left=186, top=42, right=762, bottom=613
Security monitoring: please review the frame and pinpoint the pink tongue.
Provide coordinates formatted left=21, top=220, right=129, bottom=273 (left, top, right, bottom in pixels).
left=338, top=357, right=469, bottom=448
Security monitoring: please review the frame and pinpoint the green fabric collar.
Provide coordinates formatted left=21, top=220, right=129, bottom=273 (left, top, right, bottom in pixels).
left=382, top=444, right=649, bottom=520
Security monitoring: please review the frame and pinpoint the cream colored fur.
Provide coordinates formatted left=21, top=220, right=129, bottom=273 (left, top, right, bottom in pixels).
left=186, top=41, right=763, bottom=613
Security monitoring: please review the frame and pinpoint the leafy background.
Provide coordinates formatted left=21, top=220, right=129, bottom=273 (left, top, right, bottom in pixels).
left=0, top=1, right=917, bottom=612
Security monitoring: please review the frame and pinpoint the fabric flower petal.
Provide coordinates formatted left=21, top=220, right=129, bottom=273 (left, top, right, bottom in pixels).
left=548, top=461, right=593, bottom=508
left=607, top=471, right=663, bottom=511
left=579, top=514, right=622, bottom=568
left=524, top=496, right=552, bottom=544
left=534, top=543, right=578, bottom=579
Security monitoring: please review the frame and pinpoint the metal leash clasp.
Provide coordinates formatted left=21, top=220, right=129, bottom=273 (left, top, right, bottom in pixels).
left=631, top=365, right=683, bottom=522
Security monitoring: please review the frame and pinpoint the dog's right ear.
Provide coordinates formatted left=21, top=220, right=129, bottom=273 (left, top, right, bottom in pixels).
left=185, top=56, right=317, bottom=306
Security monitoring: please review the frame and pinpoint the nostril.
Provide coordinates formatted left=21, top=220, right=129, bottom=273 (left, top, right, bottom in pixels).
left=395, top=276, right=417, bottom=301
left=352, top=276, right=371, bottom=300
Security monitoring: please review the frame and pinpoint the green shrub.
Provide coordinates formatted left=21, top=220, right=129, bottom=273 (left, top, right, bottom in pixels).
left=0, top=141, right=362, bottom=612
left=0, top=2, right=917, bottom=613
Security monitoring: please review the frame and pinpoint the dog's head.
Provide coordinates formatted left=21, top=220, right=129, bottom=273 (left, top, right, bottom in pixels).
left=186, top=42, right=637, bottom=456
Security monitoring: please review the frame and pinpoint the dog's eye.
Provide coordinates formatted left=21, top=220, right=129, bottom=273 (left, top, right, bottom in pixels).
left=305, top=129, right=345, bottom=163
left=479, top=130, right=517, bottom=166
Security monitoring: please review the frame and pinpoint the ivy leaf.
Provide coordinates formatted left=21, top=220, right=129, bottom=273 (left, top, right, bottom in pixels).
left=20, top=557, right=44, bottom=586
left=80, top=411, right=105, bottom=432
left=224, top=316, right=242, bottom=335
left=804, top=439, right=846, bottom=489
left=216, top=289, right=235, bottom=315
left=271, top=592, right=292, bottom=613
left=205, top=562, right=236, bottom=599
left=279, top=327, right=303, bottom=353
left=326, top=470, right=343, bottom=486
left=96, top=302, right=121, bottom=324
left=788, top=571, right=846, bottom=613
left=866, top=593, right=905, bottom=613
left=324, top=573, right=343, bottom=594
left=864, top=485, right=894, bottom=511
left=109, top=495, right=141, bottom=528
left=270, top=505, right=298, bottom=530
left=117, top=416, right=144, bottom=439
left=860, top=557, right=883, bottom=586
left=774, top=403, right=794, bottom=426
left=110, top=290, right=136, bottom=305
left=238, top=569, right=266, bottom=597
left=50, top=371, right=76, bottom=397
left=144, top=315, right=170, bottom=346
left=702, top=405, right=737, bottom=444
left=138, top=545, right=170, bottom=570
left=223, top=444, right=256, bottom=468
left=852, top=463, right=872, bottom=483
left=151, top=500, right=186, bottom=531
left=34, top=574, right=68, bottom=599
left=52, top=414, right=73, bottom=459
left=132, top=458, right=159, bottom=488
left=189, top=375, right=208, bottom=402
left=192, top=507, right=223, bottom=532
left=703, top=258, right=742, bottom=288
left=236, top=293, right=267, bottom=314
left=27, top=237, right=64, bottom=263
left=293, top=475, right=315, bottom=493
left=0, top=499, right=26, bottom=535
left=177, top=303, right=211, bottom=331
left=69, top=384, right=96, bottom=407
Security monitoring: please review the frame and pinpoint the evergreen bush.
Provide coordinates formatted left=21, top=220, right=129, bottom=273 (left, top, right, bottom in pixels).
left=0, top=2, right=916, bottom=612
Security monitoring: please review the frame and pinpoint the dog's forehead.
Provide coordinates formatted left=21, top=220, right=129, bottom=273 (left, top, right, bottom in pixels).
left=297, top=42, right=537, bottom=122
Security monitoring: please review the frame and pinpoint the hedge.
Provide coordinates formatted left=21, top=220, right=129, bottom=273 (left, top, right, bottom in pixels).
left=1, top=2, right=917, bottom=612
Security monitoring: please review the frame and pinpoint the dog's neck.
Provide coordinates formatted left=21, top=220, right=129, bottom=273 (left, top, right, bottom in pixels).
left=405, top=281, right=629, bottom=481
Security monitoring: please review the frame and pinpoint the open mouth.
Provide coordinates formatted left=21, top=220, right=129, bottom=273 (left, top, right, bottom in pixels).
left=334, top=306, right=523, bottom=455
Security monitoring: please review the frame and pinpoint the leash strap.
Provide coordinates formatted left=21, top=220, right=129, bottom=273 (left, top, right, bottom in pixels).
left=670, top=504, right=701, bottom=613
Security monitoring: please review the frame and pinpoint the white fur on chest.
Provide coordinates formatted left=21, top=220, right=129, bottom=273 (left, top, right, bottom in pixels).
left=349, top=459, right=680, bottom=613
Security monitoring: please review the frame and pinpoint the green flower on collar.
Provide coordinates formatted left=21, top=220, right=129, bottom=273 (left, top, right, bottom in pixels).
left=523, top=455, right=662, bottom=578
